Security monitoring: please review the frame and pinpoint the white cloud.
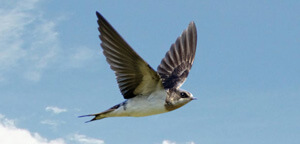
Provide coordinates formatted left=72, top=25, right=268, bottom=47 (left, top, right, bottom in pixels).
left=69, top=134, right=105, bottom=144
left=0, top=114, right=66, bottom=144
left=162, top=140, right=196, bottom=144
left=0, top=114, right=106, bottom=144
left=162, top=140, right=176, bottom=144
left=45, top=106, right=67, bottom=114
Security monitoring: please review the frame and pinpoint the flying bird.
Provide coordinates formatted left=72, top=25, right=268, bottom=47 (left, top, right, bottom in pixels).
left=79, top=11, right=197, bottom=122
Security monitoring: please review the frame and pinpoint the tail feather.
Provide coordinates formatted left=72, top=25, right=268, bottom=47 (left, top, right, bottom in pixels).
left=79, top=103, right=121, bottom=122
left=78, top=113, right=106, bottom=123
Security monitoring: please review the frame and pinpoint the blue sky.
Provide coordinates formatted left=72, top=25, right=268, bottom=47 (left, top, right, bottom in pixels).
left=0, top=0, right=299, bottom=144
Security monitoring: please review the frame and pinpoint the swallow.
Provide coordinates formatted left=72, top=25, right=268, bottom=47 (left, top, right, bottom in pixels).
left=79, top=11, right=197, bottom=122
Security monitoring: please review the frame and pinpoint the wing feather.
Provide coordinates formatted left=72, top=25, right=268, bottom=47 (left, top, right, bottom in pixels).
left=96, top=12, right=162, bottom=99
left=157, top=22, right=197, bottom=89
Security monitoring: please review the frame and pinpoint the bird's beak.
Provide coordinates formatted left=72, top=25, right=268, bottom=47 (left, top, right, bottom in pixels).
left=191, top=97, right=197, bottom=100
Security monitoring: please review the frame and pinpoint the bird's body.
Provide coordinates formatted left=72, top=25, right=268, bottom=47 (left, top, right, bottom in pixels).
left=100, top=89, right=168, bottom=119
left=80, top=11, right=198, bottom=122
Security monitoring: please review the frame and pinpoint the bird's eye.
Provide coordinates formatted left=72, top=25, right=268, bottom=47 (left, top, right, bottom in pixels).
left=180, top=92, right=188, bottom=98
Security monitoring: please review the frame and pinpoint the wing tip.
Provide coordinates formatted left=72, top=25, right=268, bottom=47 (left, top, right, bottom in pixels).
left=189, top=21, right=195, bottom=25
left=96, top=11, right=107, bottom=25
left=188, top=21, right=197, bottom=32
left=96, top=11, right=102, bottom=18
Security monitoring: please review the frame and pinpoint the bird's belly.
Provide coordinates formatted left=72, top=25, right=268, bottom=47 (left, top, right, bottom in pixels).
left=126, top=98, right=167, bottom=117
left=112, top=90, right=168, bottom=117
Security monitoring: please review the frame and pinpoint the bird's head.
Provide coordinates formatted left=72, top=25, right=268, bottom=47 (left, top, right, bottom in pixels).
left=165, top=89, right=196, bottom=111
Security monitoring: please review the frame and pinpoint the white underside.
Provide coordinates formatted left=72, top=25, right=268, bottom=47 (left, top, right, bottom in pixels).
left=107, top=89, right=168, bottom=117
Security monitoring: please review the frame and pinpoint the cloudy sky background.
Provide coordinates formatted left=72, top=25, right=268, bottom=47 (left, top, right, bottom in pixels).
left=1, top=0, right=299, bottom=144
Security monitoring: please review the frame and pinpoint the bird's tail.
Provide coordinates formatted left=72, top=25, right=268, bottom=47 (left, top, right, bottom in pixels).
left=79, top=103, right=120, bottom=122
left=78, top=113, right=106, bottom=123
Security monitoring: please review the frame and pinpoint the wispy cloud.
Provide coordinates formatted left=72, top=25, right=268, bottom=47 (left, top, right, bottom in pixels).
left=40, top=119, right=59, bottom=126
left=0, top=0, right=59, bottom=82
left=45, top=106, right=67, bottom=114
left=65, top=46, right=99, bottom=68
left=40, top=119, right=65, bottom=129
left=0, top=0, right=98, bottom=82
left=69, top=134, right=105, bottom=144
left=0, top=114, right=66, bottom=144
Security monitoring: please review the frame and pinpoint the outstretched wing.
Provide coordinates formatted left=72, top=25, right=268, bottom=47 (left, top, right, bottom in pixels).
left=157, top=22, right=197, bottom=89
left=96, top=12, right=163, bottom=99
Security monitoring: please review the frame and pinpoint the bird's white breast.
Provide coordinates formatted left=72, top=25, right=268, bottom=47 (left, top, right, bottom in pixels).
left=110, top=89, right=168, bottom=117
